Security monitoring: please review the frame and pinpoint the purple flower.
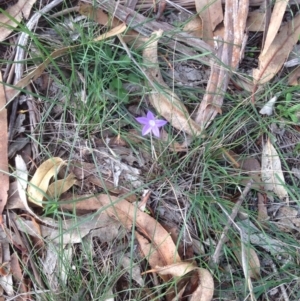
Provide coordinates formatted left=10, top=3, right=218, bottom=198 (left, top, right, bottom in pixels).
left=136, top=111, right=167, bottom=137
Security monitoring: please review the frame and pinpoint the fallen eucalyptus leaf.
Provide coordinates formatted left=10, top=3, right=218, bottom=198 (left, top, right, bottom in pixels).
left=253, top=14, right=300, bottom=84
left=0, top=0, right=37, bottom=42
left=15, top=155, right=45, bottom=221
left=27, top=157, right=65, bottom=206
left=47, top=173, right=77, bottom=199
left=97, top=194, right=181, bottom=274
left=261, top=0, right=288, bottom=56
left=261, top=139, right=288, bottom=201
left=147, top=262, right=214, bottom=301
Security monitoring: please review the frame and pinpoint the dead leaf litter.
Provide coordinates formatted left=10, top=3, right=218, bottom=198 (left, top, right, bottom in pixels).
left=1, top=0, right=300, bottom=300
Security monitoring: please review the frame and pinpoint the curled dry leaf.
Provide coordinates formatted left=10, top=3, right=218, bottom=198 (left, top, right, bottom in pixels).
left=15, top=155, right=45, bottom=222
left=253, top=14, right=300, bottom=84
left=135, top=232, right=172, bottom=281
left=27, top=157, right=65, bottom=207
left=47, top=173, right=77, bottom=198
left=261, top=139, right=288, bottom=201
left=148, top=262, right=214, bottom=301
left=143, top=30, right=202, bottom=136
left=97, top=194, right=181, bottom=269
left=0, top=0, right=37, bottom=42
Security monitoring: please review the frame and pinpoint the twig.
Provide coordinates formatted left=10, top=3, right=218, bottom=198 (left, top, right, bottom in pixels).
left=210, top=179, right=254, bottom=267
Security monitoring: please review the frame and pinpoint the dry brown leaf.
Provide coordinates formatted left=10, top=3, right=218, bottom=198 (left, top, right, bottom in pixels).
left=4, top=24, right=126, bottom=103
left=261, top=0, right=288, bottom=56
left=97, top=194, right=181, bottom=267
left=27, top=157, right=65, bottom=206
left=121, top=254, right=144, bottom=286
left=261, top=138, right=288, bottom=201
left=47, top=173, right=77, bottom=198
left=183, top=16, right=203, bottom=38
left=253, top=14, right=300, bottom=84
left=275, top=206, right=300, bottom=232
left=0, top=0, right=37, bottom=42
left=232, top=241, right=261, bottom=280
left=0, top=73, right=8, bottom=219
left=143, top=30, right=202, bottom=136
left=94, top=23, right=126, bottom=41
left=135, top=232, right=171, bottom=281
left=29, top=216, right=45, bottom=257
left=148, top=262, right=214, bottom=301
left=10, top=253, right=29, bottom=299
left=257, top=192, right=269, bottom=222
left=247, top=10, right=266, bottom=32
left=195, top=0, right=223, bottom=46
left=7, top=181, right=26, bottom=210
left=240, top=157, right=262, bottom=189
left=59, top=194, right=105, bottom=214
left=149, top=262, right=195, bottom=277
left=15, top=155, right=45, bottom=223
left=16, top=211, right=120, bottom=244
left=69, top=161, right=94, bottom=179
left=190, top=268, right=214, bottom=301
left=160, top=129, right=192, bottom=152
left=89, top=175, right=137, bottom=202
left=78, top=2, right=119, bottom=27
left=288, top=65, right=300, bottom=85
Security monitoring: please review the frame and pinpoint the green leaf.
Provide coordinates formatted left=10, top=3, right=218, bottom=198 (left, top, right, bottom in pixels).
left=287, top=104, right=300, bottom=113
left=285, top=92, right=292, bottom=103
left=118, top=55, right=131, bottom=66
left=110, top=78, right=122, bottom=90
left=290, top=114, right=299, bottom=123
left=127, top=73, right=141, bottom=84
left=118, top=89, right=129, bottom=103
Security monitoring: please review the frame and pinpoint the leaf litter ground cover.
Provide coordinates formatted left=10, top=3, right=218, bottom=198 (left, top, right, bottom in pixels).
left=1, top=0, right=300, bottom=300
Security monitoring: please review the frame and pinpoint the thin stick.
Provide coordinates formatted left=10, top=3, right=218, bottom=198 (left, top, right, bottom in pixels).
left=210, top=179, right=253, bottom=267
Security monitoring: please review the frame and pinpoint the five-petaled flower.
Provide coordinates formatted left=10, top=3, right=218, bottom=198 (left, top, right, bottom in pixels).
left=136, top=111, right=167, bottom=138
